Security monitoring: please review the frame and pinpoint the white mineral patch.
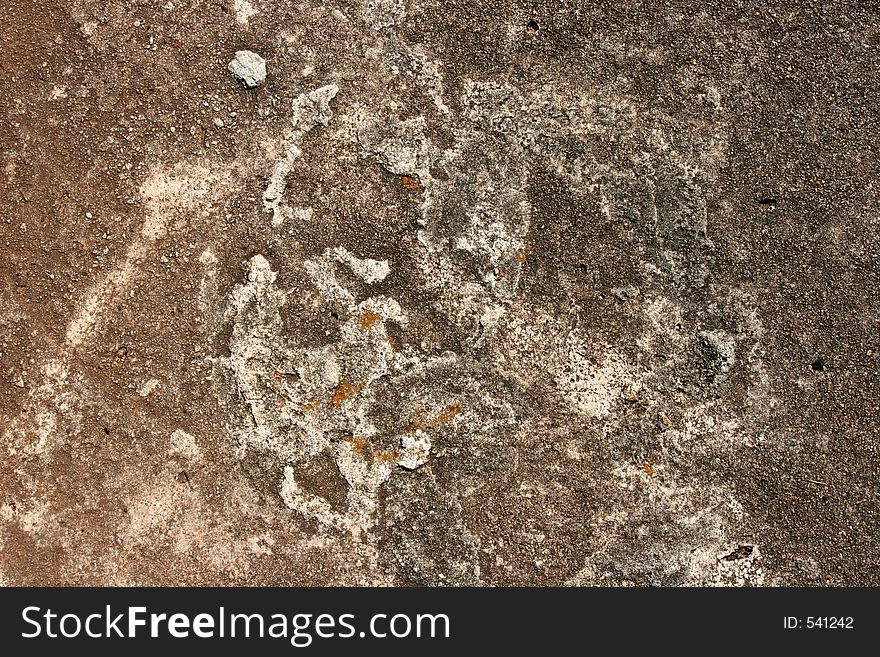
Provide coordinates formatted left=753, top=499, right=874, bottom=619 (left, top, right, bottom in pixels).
left=397, top=432, right=431, bottom=470
left=355, top=114, right=436, bottom=180
left=303, top=257, right=356, bottom=306
left=475, top=304, right=505, bottom=346
left=3, top=360, right=82, bottom=457
left=361, top=0, right=406, bottom=30
left=199, top=249, right=218, bottom=266
left=332, top=247, right=390, bottom=283
left=303, top=247, right=392, bottom=306
left=263, top=84, right=339, bottom=224
left=138, top=378, right=160, bottom=398
left=280, top=467, right=350, bottom=533
left=228, top=50, right=267, bottom=88
left=245, top=254, right=275, bottom=285
left=66, top=163, right=227, bottom=346
left=233, top=0, right=259, bottom=25
left=49, top=85, right=67, bottom=100
left=170, top=429, right=200, bottom=460
left=555, top=349, right=635, bottom=420
left=294, top=207, right=314, bottom=222
left=336, top=440, right=394, bottom=492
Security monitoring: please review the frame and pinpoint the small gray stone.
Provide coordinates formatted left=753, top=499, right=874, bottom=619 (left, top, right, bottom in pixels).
left=227, top=50, right=266, bottom=89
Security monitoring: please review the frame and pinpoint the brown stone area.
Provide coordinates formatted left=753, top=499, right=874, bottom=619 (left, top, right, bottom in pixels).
left=1, top=1, right=878, bottom=586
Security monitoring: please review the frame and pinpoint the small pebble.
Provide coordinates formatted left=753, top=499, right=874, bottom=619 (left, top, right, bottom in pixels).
left=228, top=50, right=267, bottom=89
left=138, top=378, right=160, bottom=398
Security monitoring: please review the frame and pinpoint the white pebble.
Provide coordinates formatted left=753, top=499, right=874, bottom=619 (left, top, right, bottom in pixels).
left=228, top=50, right=267, bottom=89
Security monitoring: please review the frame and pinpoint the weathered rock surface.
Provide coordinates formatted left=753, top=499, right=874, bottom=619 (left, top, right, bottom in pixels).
left=227, top=49, right=266, bottom=88
left=0, top=0, right=877, bottom=587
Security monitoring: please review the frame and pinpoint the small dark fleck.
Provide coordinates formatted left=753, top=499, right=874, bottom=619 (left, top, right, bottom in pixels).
left=811, top=358, right=825, bottom=372
left=722, top=545, right=754, bottom=561
left=527, top=19, right=539, bottom=33
left=757, top=197, right=778, bottom=211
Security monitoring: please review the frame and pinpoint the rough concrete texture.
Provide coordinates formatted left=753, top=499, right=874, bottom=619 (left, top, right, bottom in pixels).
left=1, top=1, right=878, bottom=586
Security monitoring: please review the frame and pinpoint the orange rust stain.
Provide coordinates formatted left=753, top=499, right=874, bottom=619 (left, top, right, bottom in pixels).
left=433, top=403, right=462, bottom=426
left=348, top=436, right=369, bottom=456
left=332, top=379, right=362, bottom=407
left=405, top=403, right=462, bottom=434
left=299, top=398, right=321, bottom=412
left=643, top=462, right=654, bottom=477
left=377, top=449, right=402, bottom=464
left=401, top=175, right=421, bottom=191
left=387, top=336, right=398, bottom=351
left=404, top=408, right=428, bottom=435
left=358, top=310, right=383, bottom=332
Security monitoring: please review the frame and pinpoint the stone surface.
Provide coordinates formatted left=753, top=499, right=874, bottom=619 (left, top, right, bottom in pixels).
left=0, top=0, right=878, bottom=587
left=227, top=49, right=266, bottom=88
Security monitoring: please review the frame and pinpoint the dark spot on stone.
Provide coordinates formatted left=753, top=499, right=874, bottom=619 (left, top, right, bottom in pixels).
left=722, top=545, right=754, bottom=561
left=811, top=357, right=825, bottom=372
left=527, top=19, right=539, bottom=33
